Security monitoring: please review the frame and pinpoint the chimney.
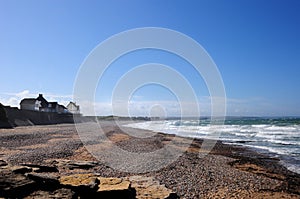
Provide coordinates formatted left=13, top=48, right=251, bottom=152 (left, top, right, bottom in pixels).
left=38, top=94, right=43, bottom=98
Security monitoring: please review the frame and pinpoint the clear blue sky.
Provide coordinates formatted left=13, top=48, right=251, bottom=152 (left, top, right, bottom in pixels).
left=0, top=0, right=299, bottom=116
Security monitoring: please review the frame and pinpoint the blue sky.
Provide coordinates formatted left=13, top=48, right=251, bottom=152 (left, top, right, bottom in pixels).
left=0, top=0, right=299, bottom=116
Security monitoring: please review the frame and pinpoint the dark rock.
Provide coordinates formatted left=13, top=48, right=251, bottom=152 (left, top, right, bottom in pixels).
left=0, top=163, right=178, bottom=199
left=96, top=189, right=136, bottom=199
left=0, top=103, right=13, bottom=129
left=0, top=159, right=8, bottom=167
left=26, top=173, right=60, bottom=188
left=67, top=161, right=98, bottom=169
left=24, top=188, right=75, bottom=199
left=0, top=120, right=13, bottom=128
left=11, top=166, right=33, bottom=174
left=0, top=170, right=37, bottom=198
left=57, top=160, right=98, bottom=170
left=20, top=163, right=59, bottom=172
left=166, top=193, right=180, bottom=199
left=286, top=174, right=300, bottom=195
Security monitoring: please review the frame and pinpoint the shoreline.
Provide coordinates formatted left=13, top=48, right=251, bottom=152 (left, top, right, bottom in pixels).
left=225, top=141, right=300, bottom=175
left=125, top=119, right=300, bottom=175
left=0, top=122, right=300, bottom=198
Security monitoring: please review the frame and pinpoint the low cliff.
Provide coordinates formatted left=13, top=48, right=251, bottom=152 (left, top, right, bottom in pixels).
left=0, top=104, right=84, bottom=128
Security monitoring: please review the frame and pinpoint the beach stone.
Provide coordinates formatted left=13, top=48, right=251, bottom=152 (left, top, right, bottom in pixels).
left=21, top=163, right=58, bottom=173
left=10, top=166, right=32, bottom=174
left=24, top=188, right=75, bottom=199
left=286, top=174, right=300, bottom=195
left=129, top=176, right=179, bottom=199
left=56, top=159, right=98, bottom=170
left=0, top=170, right=36, bottom=198
left=59, top=173, right=99, bottom=190
left=66, top=161, right=98, bottom=170
left=26, top=173, right=59, bottom=186
left=98, top=177, right=131, bottom=191
left=0, top=159, right=8, bottom=167
left=97, top=177, right=135, bottom=198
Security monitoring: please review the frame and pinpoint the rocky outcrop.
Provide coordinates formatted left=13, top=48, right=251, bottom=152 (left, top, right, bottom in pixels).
left=129, top=176, right=179, bottom=199
left=55, top=159, right=99, bottom=170
left=0, top=159, right=179, bottom=199
left=98, top=177, right=131, bottom=192
left=24, top=188, right=75, bottom=199
left=60, top=173, right=100, bottom=191
left=20, top=163, right=59, bottom=172
left=0, top=103, right=13, bottom=128
left=0, top=170, right=37, bottom=198
left=97, top=177, right=134, bottom=198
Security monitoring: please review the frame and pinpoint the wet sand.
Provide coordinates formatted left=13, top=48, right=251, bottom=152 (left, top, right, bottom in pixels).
left=0, top=122, right=299, bottom=198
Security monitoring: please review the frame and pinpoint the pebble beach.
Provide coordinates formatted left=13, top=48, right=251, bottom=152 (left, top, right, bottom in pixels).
left=0, top=121, right=299, bottom=198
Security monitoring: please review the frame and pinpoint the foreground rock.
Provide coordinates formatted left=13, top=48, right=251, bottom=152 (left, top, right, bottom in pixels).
left=97, top=177, right=135, bottom=198
left=129, top=176, right=179, bottom=199
left=0, top=159, right=178, bottom=199
left=24, top=188, right=75, bottom=199
left=0, top=170, right=37, bottom=198
left=55, top=159, right=99, bottom=170
left=60, top=173, right=100, bottom=192
left=98, top=177, right=131, bottom=192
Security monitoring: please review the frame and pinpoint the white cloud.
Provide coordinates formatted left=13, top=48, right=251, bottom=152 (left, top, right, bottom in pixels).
left=79, top=100, right=206, bottom=117
left=5, top=97, right=19, bottom=107
left=225, top=97, right=276, bottom=116
left=15, top=90, right=31, bottom=98
left=78, top=101, right=113, bottom=116
left=0, top=90, right=34, bottom=107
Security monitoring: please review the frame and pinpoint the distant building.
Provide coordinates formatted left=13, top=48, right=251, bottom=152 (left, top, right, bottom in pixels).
left=20, top=94, right=51, bottom=112
left=20, top=98, right=41, bottom=111
left=48, top=102, right=58, bottom=112
left=36, top=94, right=49, bottom=111
left=58, top=104, right=69, bottom=114
left=67, top=102, right=80, bottom=114
left=20, top=94, right=72, bottom=114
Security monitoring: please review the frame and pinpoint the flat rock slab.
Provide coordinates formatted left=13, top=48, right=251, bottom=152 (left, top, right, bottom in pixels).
left=55, top=159, right=98, bottom=170
left=59, top=173, right=99, bottom=190
left=97, top=177, right=135, bottom=198
left=129, top=176, right=179, bottom=199
left=98, top=177, right=131, bottom=191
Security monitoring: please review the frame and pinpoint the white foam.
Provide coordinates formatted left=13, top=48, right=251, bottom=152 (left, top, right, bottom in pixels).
left=286, top=164, right=300, bottom=174
left=124, top=120, right=300, bottom=174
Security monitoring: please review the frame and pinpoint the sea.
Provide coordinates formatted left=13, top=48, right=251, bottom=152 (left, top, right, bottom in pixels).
left=125, top=117, right=300, bottom=174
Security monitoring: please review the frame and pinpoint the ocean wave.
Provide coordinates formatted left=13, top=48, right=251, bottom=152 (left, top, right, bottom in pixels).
left=124, top=119, right=300, bottom=174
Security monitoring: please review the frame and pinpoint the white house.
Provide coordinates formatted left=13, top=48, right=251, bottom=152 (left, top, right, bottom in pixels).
left=67, top=102, right=80, bottom=114
left=20, top=99, right=41, bottom=111
left=20, top=94, right=72, bottom=114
